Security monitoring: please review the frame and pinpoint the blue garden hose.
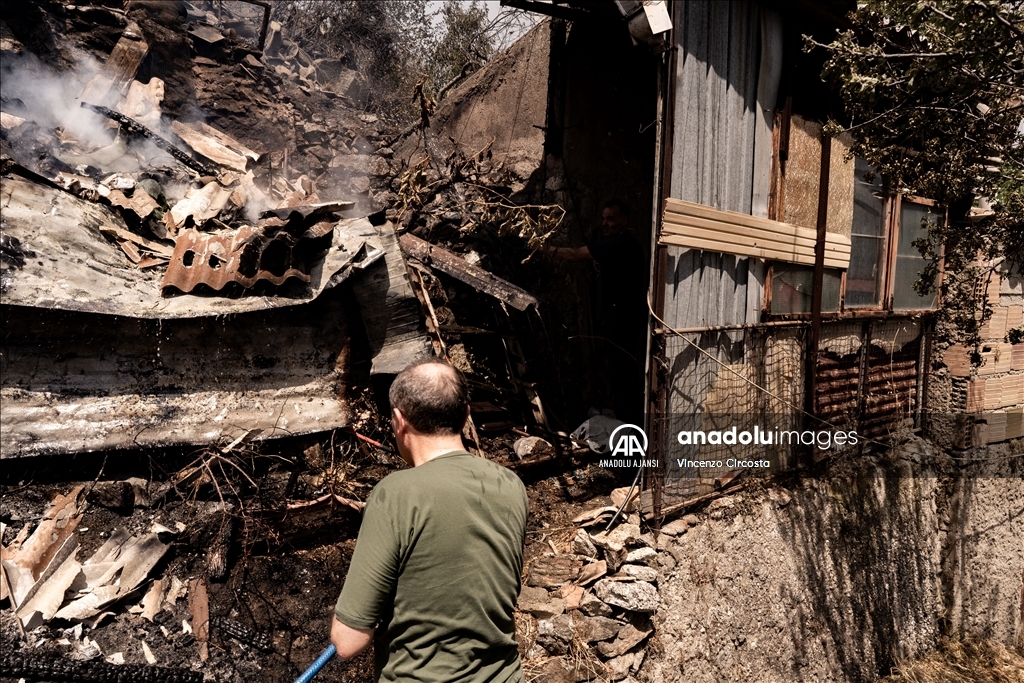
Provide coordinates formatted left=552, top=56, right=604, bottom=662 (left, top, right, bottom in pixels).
left=293, top=644, right=336, bottom=683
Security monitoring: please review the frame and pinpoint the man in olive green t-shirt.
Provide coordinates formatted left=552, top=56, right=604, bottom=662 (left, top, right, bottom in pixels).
left=330, top=360, right=529, bottom=682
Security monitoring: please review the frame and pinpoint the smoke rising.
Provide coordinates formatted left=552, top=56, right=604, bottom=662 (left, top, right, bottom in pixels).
left=1, top=51, right=115, bottom=148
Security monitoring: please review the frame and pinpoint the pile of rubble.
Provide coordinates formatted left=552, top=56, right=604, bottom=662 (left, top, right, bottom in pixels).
left=516, top=491, right=699, bottom=683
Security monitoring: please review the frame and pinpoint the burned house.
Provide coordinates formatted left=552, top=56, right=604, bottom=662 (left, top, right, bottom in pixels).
left=0, top=1, right=1021, bottom=681
left=1, top=2, right=438, bottom=459
left=477, top=0, right=1023, bottom=509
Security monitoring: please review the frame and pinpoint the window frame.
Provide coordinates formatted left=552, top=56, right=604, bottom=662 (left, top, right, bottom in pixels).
left=764, top=192, right=944, bottom=319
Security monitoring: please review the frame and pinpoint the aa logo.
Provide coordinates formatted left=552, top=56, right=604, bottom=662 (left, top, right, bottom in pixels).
left=609, top=424, right=648, bottom=458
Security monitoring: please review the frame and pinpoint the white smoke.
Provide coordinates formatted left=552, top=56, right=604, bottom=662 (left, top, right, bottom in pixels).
left=0, top=51, right=116, bottom=149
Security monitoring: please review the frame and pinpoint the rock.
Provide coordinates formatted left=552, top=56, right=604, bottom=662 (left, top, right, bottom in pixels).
left=624, top=547, right=657, bottom=566
left=88, top=481, right=134, bottom=512
left=513, top=436, right=553, bottom=459
left=620, top=564, right=658, bottom=582
left=655, top=551, right=676, bottom=571
left=536, top=614, right=574, bottom=655
left=579, top=591, right=614, bottom=617
left=638, top=532, right=657, bottom=548
left=572, top=529, right=598, bottom=558
left=589, top=524, right=641, bottom=552
left=558, top=584, right=584, bottom=610
left=327, top=154, right=370, bottom=174
left=578, top=560, right=607, bottom=585
left=518, top=586, right=565, bottom=618
left=707, top=497, right=736, bottom=521
left=596, top=622, right=654, bottom=658
left=605, top=653, right=635, bottom=681
left=581, top=593, right=610, bottom=618
left=533, top=658, right=575, bottom=683
left=610, top=486, right=639, bottom=512
left=372, top=190, right=398, bottom=206
left=604, top=547, right=627, bottom=573
left=302, top=123, right=330, bottom=145
left=348, top=175, right=370, bottom=194
left=580, top=616, right=622, bottom=642
left=528, top=555, right=583, bottom=588
left=368, top=156, right=391, bottom=177
left=631, top=650, right=645, bottom=673
left=659, top=519, right=690, bottom=536
left=594, top=579, right=659, bottom=613
left=376, top=146, right=394, bottom=158
left=682, top=514, right=699, bottom=527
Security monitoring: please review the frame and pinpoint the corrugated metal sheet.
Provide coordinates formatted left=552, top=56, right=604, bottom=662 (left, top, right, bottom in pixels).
left=0, top=176, right=382, bottom=318
left=814, top=321, right=923, bottom=440
left=660, top=0, right=781, bottom=332
left=0, top=176, right=433, bottom=457
left=662, top=248, right=756, bottom=329
left=671, top=0, right=760, bottom=212
left=1, top=295, right=353, bottom=457
left=864, top=327, right=921, bottom=440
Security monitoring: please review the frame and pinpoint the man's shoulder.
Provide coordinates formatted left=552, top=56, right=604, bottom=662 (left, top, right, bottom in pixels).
left=373, top=453, right=526, bottom=499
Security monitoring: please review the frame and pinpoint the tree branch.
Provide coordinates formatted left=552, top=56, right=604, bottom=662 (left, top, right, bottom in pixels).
left=437, top=61, right=476, bottom=101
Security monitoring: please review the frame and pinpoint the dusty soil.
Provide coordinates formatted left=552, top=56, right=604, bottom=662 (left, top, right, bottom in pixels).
left=0, top=434, right=629, bottom=682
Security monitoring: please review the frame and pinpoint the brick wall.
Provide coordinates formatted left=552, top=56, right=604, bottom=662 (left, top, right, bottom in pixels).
left=944, top=262, right=1024, bottom=445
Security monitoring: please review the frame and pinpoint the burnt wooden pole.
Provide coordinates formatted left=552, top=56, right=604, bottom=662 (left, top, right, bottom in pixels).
left=805, top=130, right=831, bottom=441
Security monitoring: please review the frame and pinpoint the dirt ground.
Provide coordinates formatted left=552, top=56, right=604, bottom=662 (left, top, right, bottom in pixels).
left=0, top=433, right=628, bottom=682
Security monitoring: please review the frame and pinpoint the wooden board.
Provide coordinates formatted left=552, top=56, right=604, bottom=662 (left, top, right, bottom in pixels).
left=78, top=22, right=149, bottom=107
left=399, top=233, right=539, bottom=311
left=660, top=197, right=851, bottom=269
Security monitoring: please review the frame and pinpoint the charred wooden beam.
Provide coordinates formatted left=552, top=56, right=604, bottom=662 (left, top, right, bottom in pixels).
left=0, top=653, right=204, bottom=683
left=399, top=233, right=539, bottom=312
left=80, top=102, right=214, bottom=176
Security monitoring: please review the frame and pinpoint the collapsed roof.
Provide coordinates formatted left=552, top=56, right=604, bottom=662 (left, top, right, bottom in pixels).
left=0, top=0, right=436, bottom=457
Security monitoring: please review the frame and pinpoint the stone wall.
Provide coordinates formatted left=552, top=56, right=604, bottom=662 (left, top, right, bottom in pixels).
left=519, top=438, right=1024, bottom=683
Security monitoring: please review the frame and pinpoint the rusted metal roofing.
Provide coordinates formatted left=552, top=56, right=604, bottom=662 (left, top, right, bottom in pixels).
left=162, top=224, right=326, bottom=293
left=0, top=175, right=433, bottom=457
left=0, top=175, right=383, bottom=318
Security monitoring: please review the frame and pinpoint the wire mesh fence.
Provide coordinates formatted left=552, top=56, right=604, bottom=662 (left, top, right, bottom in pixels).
left=652, top=319, right=926, bottom=507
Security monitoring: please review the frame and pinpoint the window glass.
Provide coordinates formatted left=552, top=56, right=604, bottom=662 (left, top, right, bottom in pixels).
left=893, top=201, right=939, bottom=310
left=770, top=264, right=841, bottom=314
left=846, top=159, right=886, bottom=307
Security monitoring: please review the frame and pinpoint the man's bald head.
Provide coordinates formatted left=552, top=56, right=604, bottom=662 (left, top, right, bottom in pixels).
left=389, top=360, right=470, bottom=435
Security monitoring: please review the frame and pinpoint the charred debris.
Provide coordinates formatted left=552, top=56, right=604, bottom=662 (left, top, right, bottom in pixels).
left=0, top=2, right=633, bottom=681
left=0, top=0, right=581, bottom=459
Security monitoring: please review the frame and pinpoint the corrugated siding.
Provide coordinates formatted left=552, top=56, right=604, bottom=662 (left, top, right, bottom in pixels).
left=661, top=0, right=780, bottom=332
left=671, top=0, right=760, bottom=212
left=656, top=2, right=788, bottom=502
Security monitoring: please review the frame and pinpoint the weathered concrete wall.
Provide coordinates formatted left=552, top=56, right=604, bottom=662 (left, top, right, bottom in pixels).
left=645, top=439, right=1024, bottom=683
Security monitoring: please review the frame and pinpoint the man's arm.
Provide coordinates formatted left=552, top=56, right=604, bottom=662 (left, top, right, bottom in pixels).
left=330, top=615, right=374, bottom=660
left=544, top=245, right=593, bottom=262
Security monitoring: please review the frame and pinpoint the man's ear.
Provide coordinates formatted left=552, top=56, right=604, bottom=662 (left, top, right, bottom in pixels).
left=392, top=407, right=406, bottom=434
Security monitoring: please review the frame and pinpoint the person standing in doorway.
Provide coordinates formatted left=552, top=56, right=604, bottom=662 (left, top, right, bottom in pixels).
left=545, top=199, right=648, bottom=423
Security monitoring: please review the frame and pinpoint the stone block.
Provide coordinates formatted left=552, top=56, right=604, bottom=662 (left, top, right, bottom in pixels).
left=594, top=579, right=659, bottom=612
